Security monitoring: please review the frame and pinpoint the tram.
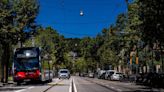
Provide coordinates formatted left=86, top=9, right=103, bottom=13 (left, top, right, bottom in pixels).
left=12, top=47, right=53, bottom=84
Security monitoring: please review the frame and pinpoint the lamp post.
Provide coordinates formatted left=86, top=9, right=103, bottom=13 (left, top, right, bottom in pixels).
left=72, top=43, right=77, bottom=73
left=31, top=35, right=35, bottom=47
left=18, top=37, right=21, bottom=48
left=136, top=40, right=143, bottom=74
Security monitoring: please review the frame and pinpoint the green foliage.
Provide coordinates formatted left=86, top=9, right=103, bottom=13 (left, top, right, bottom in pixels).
left=0, top=0, right=39, bottom=83
left=24, top=27, right=65, bottom=68
left=75, top=58, right=87, bottom=72
left=0, top=0, right=39, bottom=43
left=138, top=0, right=164, bottom=44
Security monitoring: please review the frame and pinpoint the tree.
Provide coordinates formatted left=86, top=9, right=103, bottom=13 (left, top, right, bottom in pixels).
left=138, top=0, right=164, bottom=71
left=0, top=0, right=39, bottom=83
left=138, top=0, right=164, bottom=44
left=23, top=26, right=72, bottom=73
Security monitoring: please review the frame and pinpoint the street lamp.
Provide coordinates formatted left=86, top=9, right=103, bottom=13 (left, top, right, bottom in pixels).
left=72, top=44, right=77, bottom=73
left=80, top=10, right=84, bottom=16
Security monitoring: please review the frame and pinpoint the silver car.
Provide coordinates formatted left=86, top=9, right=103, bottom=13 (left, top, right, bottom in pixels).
left=110, top=72, right=124, bottom=81
left=58, top=69, right=70, bottom=79
left=105, top=70, right=116, bottom=80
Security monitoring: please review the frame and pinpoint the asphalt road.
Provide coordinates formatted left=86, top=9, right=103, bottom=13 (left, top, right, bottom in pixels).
left=83, top=77, right=164, bottom=92
left=74, top=76, right=115, bottom=92
left=0, top=76, right=164, bottom=92
left=0, top=78, right=71, bottom=92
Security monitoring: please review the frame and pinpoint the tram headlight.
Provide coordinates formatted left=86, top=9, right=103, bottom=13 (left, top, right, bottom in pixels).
left=26, top=52, right=30, bottom=57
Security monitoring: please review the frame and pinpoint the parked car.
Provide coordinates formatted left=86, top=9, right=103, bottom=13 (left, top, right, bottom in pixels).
left=88, top=72, right=94, bottom=78
left=105, top=70, right=116, bottom=80
left=58, top=69, right=70, bottom=79
left=110, top=72, right=124, bottom=81
left=97, top=70, right=106, bottom=79
left=79, top=72, right=88, bottom=77
left=136, top=72, right=164, bottom=88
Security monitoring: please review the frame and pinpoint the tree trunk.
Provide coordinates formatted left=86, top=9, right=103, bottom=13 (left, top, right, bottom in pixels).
left=159, top=42, right=164, bottom=72
left=1, top=43, right=10, bottom=83
left=1, top=60, right=4, bottom=83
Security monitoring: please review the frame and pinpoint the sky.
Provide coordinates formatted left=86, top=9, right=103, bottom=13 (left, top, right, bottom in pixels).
left=36, top=0, right=127, bottom=38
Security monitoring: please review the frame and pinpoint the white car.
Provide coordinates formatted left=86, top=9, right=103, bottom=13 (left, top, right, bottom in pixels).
left=111, top=72, right=124, bottom=81
left=88, top=72, right=94, bottom=78
left=58, top=69, right=70, bottom=79
left=105, top=70, right=116, bottom=80
left=97, top=70, right=106, bottom=79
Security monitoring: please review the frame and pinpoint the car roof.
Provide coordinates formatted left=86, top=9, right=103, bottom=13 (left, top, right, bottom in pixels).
left=59, top=69, right=69, bottom=71
left=106, top=70, right=116, bottom=72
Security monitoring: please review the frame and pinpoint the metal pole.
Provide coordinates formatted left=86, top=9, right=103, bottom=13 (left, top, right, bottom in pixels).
left=18, top=38, right=22, bottom=48
left=31, top=35, right=35, bottom=47
left=152, top=49, right=154, bottom=72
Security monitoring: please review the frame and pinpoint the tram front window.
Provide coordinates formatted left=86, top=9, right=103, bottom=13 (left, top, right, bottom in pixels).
left=15, top=58, right=39, bottom=71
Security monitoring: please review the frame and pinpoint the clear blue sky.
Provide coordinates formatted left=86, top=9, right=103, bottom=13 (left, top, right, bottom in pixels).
left=36, top=0, right=127, bottom=38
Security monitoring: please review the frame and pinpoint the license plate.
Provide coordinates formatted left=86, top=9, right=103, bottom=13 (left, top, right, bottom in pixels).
left=24, top=79, right=30, bottom=81
left=28, top=72, right=34, bottom=74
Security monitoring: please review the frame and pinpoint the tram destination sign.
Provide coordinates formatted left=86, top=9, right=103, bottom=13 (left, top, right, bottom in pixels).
left=16, top=50, right=37, bottom=58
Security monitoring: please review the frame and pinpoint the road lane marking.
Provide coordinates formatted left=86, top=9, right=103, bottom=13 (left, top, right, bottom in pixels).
left=69, top=78, right=72, bottom=92
left=27, top=86, right=34, bottom=89
left=14, top=86, right=34, bottom=92
left=111, top=86, right=114, bottom=89
left=105, top=85, right=109, bottom=86
left=73, top=78, right=77, bottom=92
left=117, top=88, right=122, bottom=92
left=14, top=89, right=26, bottom=92
left=48, top=79, right=63, bottom=85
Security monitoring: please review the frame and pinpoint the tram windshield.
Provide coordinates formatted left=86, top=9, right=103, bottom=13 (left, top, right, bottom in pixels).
left=14, top=58, right=39, bottom=71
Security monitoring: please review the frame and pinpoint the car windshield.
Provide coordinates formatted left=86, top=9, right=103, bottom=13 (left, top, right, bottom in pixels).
left=110, top=72, right=115, bottom=75
left=60, top=71, right=68, bottom=73
left=14, top=58, right=39, bottom=71
left=116, top=73, right=123, bottom=75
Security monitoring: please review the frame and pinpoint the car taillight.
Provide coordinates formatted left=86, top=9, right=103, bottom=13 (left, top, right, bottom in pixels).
left=36, top=70, right=41, bottom=75
left=16, top=72, right=25, bottom=78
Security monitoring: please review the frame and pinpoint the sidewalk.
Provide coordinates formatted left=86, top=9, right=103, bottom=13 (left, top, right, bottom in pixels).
left=0, top=82, right=3, bottom=87
left=0, top=80, right=14, bottom=87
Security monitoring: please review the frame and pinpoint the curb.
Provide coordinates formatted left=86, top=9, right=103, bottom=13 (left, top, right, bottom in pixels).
left=0, top=83, right=3, bottom=87
left=0, top=81, right=15, bottom=87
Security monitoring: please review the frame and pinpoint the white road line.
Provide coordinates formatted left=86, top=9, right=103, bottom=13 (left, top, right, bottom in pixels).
left=27, top=86, right=34, bottom=89
left=14, top=86, right=34, bottom=92
left=73, top=78, right=77, bottom=92
left=117, top=88, right=122, bottom=92
left=14, top=89, right=26, bottom=92
left=69, top=78, right=72, bottom=92
left=111, top=86, right=115, bottom=89
left=105, top=85, right=109, bottom=87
